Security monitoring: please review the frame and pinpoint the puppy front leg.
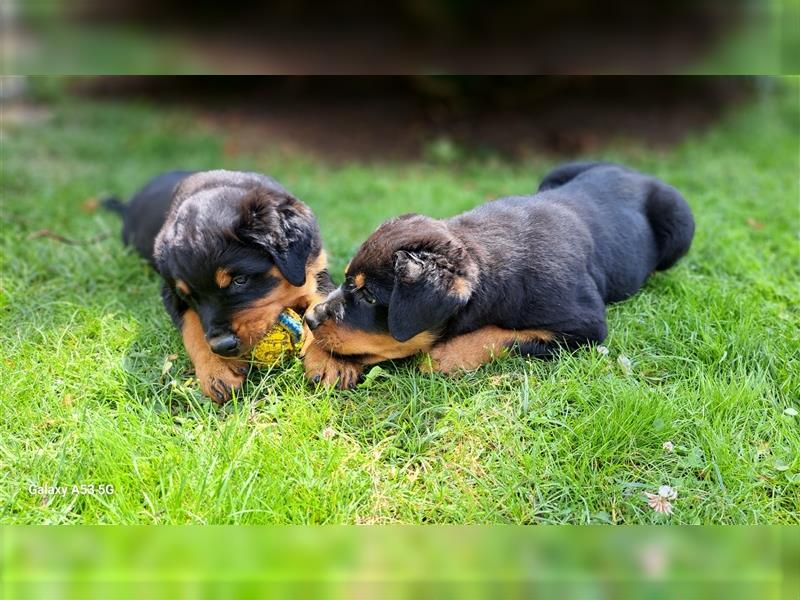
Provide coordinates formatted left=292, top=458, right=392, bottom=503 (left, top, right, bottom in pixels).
left=160, top=283, right=247, bottom=402
left=302, top=337, right=364, bottom=390
left=422, top=326, right=556, bottom=374
left=181, top=309, right=247, bottom=403
left=297, top=270, right=364, bottom=390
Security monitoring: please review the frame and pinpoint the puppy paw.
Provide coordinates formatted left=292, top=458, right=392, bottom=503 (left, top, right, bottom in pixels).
left=303, top=342, right=363, bottom=390
left=195, top=356, right=248, bottom=403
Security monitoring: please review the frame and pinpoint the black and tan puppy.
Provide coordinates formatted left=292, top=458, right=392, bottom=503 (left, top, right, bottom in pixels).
left=106, top=169, right=343, bottom=401
left=304, top=162, right=695, bottom=388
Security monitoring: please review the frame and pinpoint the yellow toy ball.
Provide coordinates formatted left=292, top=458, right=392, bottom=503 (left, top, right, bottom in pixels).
left=251, top=308, right=305, bottom=366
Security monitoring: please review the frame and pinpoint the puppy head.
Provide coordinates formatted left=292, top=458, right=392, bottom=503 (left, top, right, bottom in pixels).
left=154, top=170, right=324, bottom=356
left=308, top=214, right=477, bottom=362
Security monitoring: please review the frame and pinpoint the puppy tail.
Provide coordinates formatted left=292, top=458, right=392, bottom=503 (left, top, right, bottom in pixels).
left=646, top=181, right=695, bottom=271
left=101, top=196, right=127, bottom=216
left=537, top=161, right=613, bottom=192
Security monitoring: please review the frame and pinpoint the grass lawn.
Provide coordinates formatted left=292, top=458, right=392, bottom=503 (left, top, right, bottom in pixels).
left=1, top=80, right=798, bottom=524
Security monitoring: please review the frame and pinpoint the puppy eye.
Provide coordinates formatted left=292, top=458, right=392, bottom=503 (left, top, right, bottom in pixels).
left=232, top=275, right=249, bottom=286
left=361, top=288, right=377, bottom=304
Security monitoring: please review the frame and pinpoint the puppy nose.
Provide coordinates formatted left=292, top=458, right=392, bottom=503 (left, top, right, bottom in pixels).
left=305, top=311, right=321, bottom=331
left=305, top=305, right=327, bottom=331
left=207, top=334, right=240, bottom=357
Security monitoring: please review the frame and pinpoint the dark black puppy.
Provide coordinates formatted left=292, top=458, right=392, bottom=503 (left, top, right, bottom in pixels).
left=106, top=169, right=343, bottom=402
left=304, top=162, right=695, bottom=387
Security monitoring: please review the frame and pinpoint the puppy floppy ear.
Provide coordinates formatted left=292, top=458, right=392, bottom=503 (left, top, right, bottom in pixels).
left=236, top=188, right=318, bottom=286
left=388, top=247, right=475, bottom=342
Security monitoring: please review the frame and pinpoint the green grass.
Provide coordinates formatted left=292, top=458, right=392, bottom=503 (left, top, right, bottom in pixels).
left=1, top=80, right=798, bottom=524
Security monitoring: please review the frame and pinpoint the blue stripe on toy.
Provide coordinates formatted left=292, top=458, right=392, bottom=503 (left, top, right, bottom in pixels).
left=278, top=312, right=304, bottom=344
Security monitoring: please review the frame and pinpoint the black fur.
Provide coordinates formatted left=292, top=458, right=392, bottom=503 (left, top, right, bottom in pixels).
left=235, top=189, right=317, bottom=287
left=388, top=248, right=472, bottom=341
left=108, top=170, right=194, bottom=265
left=309, top=162, right=695, bottom=363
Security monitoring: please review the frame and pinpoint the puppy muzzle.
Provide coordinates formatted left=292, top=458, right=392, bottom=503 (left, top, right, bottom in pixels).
left=305, top=289, right=345, bottom=331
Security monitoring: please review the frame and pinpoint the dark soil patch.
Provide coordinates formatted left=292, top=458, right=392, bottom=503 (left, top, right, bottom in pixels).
left=75, top=76, right=755, bottom=162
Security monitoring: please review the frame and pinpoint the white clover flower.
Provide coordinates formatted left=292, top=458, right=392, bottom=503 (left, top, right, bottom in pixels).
left=597, top=345, right=610, bottom=356
left=662, top=441, right=674, bottom=452
left=645, top=485, right=677, bottom=514
left=658, top=485, right=677, bottom=499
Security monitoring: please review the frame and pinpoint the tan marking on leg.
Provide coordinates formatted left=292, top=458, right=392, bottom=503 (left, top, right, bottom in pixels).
left=175, top=279, right=189, bottom=296
left=422, top=326, right=554, bottom=374
left=215, top=267, right=231, bottom=288
left=302, top=336, right=364, bottom=390
left=312, top=322, right=436, bottom=361
left=182, top=309, right=246, bottom=403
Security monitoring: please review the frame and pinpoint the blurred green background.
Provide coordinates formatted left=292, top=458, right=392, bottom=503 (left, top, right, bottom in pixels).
left=1, top=526, right=797, bottom=599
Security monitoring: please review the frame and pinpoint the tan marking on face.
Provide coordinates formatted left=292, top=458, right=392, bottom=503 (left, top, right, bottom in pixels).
left=354, top=273, right=366, bottom=288
left=231, top=250, right=329, bottom=353
left=312, top=322, right=436, bottom=362
left=423, top=326, right=554, bottom=374
left=181, top=309, right=246, bottom=403
left=300, top=250, right=330, bottom=312
left=175, top=279, right=190, bottom=296
left=215, top=267, right=232, bottom=288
